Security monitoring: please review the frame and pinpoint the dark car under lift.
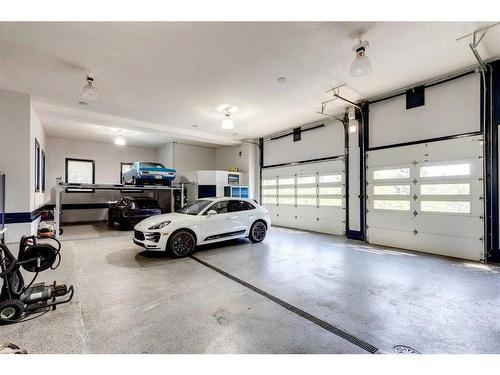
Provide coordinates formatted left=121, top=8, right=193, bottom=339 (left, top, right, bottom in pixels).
left=108, top=196, right=162, bottom=229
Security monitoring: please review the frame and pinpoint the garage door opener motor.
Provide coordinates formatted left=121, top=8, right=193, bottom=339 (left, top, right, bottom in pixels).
left=0, top=228, right=74, bottom=324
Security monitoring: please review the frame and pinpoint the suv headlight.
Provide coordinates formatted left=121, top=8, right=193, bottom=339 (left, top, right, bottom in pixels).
left=148, top=221, right=171, bottom=230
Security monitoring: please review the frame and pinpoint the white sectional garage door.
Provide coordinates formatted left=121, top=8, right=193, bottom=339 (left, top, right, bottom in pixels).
left=366, top=135, right=484, bottom=261
left=262, top=159, right=345, bottom=235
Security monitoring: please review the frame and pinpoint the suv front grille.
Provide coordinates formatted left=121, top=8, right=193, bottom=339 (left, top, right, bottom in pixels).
left=134, top=230, right=145, bottom=241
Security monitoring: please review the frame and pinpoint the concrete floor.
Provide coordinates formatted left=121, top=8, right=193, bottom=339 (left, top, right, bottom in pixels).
left=1, top=223, right=500, bottom=354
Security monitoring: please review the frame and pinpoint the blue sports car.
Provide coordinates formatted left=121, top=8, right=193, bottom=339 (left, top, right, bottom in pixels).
left=122, top=162, right=176, bottom=185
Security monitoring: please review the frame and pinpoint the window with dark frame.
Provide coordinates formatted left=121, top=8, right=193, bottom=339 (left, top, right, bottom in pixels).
left=65, top=158, right=95, bottom=193
left=41, top=150, right=46, bottom=192
left=35, top=139, right=40, bottom=192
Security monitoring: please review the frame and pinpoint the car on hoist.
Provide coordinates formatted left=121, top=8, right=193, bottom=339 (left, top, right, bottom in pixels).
left=133, top=197, right=271, bottom=258
left=122, top=161, right=176, bottom=185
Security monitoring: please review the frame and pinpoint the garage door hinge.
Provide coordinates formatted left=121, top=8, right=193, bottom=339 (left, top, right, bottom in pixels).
left=478, top=155, right=484, bottom=159
left=412, top=160, right=418, bottom=166
left=480, top=236, right=484, bottom=242
left=479, top=215, right=484, bottom=220
left=413, top=210, right=418, bottom=217
left=479, top=196, right=484, bottom=200
left=413, top=194, right=418, bottom=201
left=413, top=229, right=418, bottom=235
left=413, top=179, right=418, bottom=185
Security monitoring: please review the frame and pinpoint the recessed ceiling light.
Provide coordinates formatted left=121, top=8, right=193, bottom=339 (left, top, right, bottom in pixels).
left=277, top=77, right=287, bottom=83
left=192, top=124, right=199, bottom=128
left=78, top=101, right=88, bottom=105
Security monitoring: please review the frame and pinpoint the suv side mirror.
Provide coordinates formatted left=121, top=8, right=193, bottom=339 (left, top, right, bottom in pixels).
left=207, top=210, right=217, bottom=216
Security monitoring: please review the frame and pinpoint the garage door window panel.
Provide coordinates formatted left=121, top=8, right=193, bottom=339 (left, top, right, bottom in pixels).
left=262, top=179, right=277, bottom=187
left=420, top=200, right=471, bottom=214
left=319, top=198, right=342, bottom=207
left=278, top=197, right=295, bottom=205
left=262, top=188, right=277, bottom=196
left=373, top=168, right=410, bottom=180
left=297, top=197, right=317, bottom=206
left=278, top=178, right=295, bottom=186
left=373, top=185, right=411, bottom=196
left=373, top=199, right=411, bottom=211
left=319, top=174, right=342, bottom=183
left=420, top=183, right=471, bottom=196
left=419, top=163, right=470, bottom=178
left=297, top=176, right=316, bottom=185
left=278, top=188, right=294, bottom=196
left=262, top=197, right=277, bottom=204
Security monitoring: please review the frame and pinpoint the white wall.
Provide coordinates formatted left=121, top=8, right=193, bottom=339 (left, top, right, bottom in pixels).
left=157, top=142, right=216, bottom=182
left=0, top=88, right=31, bottom=213
left=30, top=102, right=47, bottom=211
left=215, top=142, right=260, bottom=199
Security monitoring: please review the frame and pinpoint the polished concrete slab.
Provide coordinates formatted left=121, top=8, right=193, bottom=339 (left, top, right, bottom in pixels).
left=1, top=223, right=499, bottom=353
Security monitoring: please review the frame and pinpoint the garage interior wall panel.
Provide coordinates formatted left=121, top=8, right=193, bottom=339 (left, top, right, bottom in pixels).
left=366, top=136, right=484, bottom=261
left=263, top=123, right=344, bottom=166
left=369, top=73, right=480, bottom=148
left=262, top=160, right=346, bottom=235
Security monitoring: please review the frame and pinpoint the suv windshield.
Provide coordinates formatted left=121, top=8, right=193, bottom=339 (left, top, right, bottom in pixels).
left=177, top=199, right=212, bottom=215
left=140, top=162, right=165, bottom=168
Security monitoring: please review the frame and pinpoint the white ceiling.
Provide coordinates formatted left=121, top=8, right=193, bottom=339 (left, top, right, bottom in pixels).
left=1, top=22, right=499, bottom=148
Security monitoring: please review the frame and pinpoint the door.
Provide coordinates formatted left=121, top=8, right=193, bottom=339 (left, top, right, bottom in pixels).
left=201, top=200, right=233, bottom=241
left=366, top=135, right=484, bottom=261
left=261, top=159, right=346, bottom=235
left=229, top=200, right=257, bottom=234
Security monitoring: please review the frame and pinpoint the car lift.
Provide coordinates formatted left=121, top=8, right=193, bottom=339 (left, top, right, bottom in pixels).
left=54, top=177, right=184, bottom=239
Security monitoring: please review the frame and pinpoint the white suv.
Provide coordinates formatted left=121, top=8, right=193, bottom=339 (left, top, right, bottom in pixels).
left=133, top=197, right=271, bottom=258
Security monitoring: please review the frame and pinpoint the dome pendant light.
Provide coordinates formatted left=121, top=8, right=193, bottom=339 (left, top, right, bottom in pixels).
left=115, top=134, right=126, bottom=146
left=349, top=40, right=372, bottom=77
left=222, top=111, right=234, bottom=130
left=80, top=73, right=99, bottom=101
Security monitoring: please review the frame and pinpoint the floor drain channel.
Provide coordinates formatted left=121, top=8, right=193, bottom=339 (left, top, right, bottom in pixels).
left=393, top=345, right=420, bottom=354
left=190, top=255, right=378, bottom=354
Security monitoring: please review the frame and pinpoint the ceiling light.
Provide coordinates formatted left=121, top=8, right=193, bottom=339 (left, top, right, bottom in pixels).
left=277, top=77, right=287, bottom=83
left=349, top=40, right=372, bottom=77
left=80, top=73, right=99, bottom=101
left=115, top=134, right=126, bottom=146
left=222, top=113, right=234, bottom=130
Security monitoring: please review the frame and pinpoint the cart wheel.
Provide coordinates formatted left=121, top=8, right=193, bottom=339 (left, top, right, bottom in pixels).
left=0, top=300, right=24, bottom=324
